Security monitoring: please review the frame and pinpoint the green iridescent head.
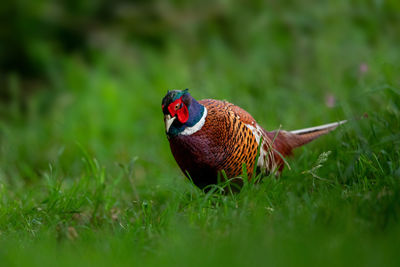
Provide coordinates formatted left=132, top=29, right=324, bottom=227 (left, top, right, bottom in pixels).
left=161, top=89, right=205, bottom=136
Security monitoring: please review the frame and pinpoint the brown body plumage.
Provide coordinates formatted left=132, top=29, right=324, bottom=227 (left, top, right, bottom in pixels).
left=162, top=90, right=345, bottom=189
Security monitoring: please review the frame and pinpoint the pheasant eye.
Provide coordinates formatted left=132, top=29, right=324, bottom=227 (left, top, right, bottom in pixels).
left=175, top=103, right=181, bottom=110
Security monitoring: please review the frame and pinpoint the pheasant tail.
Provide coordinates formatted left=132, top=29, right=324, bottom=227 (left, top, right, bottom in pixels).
left=289, top=120, right=347, bottom=147
left=267, top=120, right=347, bottom=166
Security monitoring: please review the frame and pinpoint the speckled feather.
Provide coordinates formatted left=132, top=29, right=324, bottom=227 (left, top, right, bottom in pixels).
left=169, top=99, right=274, bottom=188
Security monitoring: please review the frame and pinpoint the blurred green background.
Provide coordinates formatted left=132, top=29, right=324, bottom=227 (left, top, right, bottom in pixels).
left=1, top=1, right=400, bottom=266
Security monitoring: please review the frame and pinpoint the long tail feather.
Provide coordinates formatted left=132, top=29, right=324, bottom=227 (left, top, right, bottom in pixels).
left=266, top=120, right=347, bottom=172
left=290, top=120, right=347, bottom=135
left=289, top=120, right=347, bottom=148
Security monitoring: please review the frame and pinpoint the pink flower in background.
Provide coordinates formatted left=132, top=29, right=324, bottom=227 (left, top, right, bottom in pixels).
left=359, top=62, right=368, bottom=74
left=325, top=93, right=336, bottom=108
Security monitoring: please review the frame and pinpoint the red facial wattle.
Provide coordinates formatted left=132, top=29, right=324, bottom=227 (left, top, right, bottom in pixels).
left=168, top=97, right=189, bottom=124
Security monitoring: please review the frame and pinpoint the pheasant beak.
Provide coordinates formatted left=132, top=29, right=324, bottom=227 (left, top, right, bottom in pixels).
left=164, top=114, right=176, bottom=133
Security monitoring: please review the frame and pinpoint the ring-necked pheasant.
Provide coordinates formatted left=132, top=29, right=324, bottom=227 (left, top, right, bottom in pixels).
left=162, top=89, right=346, bottom=189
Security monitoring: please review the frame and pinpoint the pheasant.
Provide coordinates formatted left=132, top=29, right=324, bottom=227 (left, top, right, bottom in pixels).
left=162, top=89, right=346, bottom=189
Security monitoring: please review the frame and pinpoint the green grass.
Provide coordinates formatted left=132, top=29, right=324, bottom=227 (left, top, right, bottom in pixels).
left=1, top=1, right=400, bottom=266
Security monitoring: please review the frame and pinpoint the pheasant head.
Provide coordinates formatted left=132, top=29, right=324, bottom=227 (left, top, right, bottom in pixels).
left=161, top=89, right=206, bottom=137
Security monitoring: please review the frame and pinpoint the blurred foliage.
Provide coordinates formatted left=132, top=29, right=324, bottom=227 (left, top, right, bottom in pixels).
left=1, top=0, right=400, bottom=101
